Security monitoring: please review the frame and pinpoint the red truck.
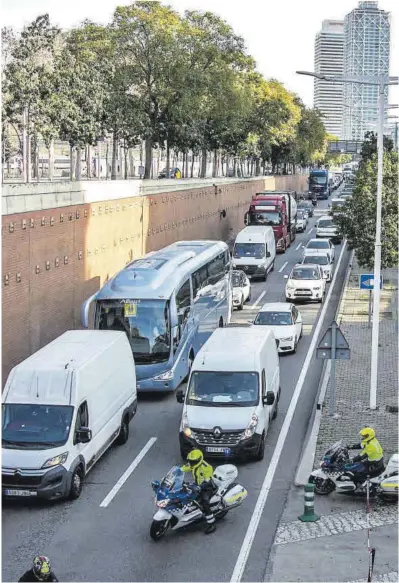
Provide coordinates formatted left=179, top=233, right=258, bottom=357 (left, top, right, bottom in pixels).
left=244, top=191, right=298, bottom=253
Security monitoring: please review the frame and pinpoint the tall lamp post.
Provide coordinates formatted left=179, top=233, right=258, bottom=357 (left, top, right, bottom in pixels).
left=296, top=71, right=399, bottom=410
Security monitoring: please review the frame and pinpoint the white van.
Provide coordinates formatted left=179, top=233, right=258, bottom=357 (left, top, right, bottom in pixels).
left=2, top=331, right=137, bottom=501
left=177, top=327, right=280, bottom=461
left=316, top=215, right=342, bottom=243
left=232, top=226, right=276, bottom=280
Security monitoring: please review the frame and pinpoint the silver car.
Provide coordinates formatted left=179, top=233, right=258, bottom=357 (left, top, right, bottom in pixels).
left=300, top=253, right=332, bottom=282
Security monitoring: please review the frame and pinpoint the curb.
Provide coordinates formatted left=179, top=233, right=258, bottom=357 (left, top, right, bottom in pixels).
left=294, top=248, right=354, bottom=486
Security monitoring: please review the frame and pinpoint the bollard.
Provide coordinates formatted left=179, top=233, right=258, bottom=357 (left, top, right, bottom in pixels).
left=298, top=483, right=320, bottom=522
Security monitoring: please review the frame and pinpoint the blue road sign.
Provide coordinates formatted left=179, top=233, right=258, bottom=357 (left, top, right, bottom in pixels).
left=359, top=274, right=383, bottom=290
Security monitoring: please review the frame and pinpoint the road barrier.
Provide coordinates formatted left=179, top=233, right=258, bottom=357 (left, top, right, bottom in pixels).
left=298, top=483, right=320, bottom=522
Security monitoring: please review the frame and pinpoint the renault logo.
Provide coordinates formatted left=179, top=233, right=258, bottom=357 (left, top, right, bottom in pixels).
left=213, top=427, right=222, bottom=438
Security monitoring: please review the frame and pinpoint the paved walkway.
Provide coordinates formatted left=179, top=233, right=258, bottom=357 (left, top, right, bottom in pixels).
left=265, top=257, right=398, bottom=582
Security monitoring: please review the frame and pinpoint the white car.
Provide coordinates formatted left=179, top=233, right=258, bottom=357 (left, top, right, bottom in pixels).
left=316, top=216, right=342, bottom=244
left=296, top=210, right=308, bottom=233
left=304, top=238, right=335, bottom=262
left=285, top=263, right=326, bottom=303
left=300, top=252, right=333, bottom=282
left=252, top=302, right=303, bottom=354
left=232, top=270, right=251, bottom=310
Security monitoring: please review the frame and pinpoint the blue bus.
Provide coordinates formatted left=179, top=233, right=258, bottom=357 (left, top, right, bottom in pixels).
left=81, top=241, right=232, bottom=392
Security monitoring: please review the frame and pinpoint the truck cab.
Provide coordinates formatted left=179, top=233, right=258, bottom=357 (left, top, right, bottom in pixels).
left=308, top=170, right=330, bottom=200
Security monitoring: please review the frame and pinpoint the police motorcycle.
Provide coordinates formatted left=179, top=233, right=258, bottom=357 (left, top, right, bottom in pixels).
left=309, top=440, right=398, bottom=499
left=150, top=464, right=247, bottom=541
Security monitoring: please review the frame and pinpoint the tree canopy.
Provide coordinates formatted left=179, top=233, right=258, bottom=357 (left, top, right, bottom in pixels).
left=333, top=132, right=398, bottom=269
left=2, top=1, right=330, bottom=179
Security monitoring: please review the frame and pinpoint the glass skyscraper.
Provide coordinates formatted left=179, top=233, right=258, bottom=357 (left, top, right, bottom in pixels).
left=341, top=1, right=391, bottom=140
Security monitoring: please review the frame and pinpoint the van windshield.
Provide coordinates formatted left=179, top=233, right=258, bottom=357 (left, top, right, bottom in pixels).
left=187, top=371, right=259, bottom=407
left=318, top=219, right=333, bottom=228
left=2, top=404, right=74, bottom=449
left=233, top=243, right=265, bottom=259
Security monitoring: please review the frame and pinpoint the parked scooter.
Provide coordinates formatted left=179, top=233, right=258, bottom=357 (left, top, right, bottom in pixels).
left=150, top=464, right=247, bottom=540
left=309, top=440, right=398, bottom=499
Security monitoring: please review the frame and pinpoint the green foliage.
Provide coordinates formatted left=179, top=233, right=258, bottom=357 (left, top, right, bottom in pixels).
left=334, top=133, right=398, bottom=269
left=2, top=4, right=330, bottom=179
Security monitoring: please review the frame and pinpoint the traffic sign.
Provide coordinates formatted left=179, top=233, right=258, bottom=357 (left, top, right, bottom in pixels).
left=360, top=274, right=383, bottom=290
left=316, top=321, right=351, bottom=417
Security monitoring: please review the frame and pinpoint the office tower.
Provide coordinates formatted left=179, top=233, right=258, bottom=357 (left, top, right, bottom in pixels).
left=314, top=20, right=345, bottom=137
left=342, top=1, right=391, bottom=140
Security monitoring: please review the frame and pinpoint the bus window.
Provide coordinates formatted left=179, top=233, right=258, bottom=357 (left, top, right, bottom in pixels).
left=176, top=279, right=191, bottom=326
left=208, top=254, right=225, bottom=284
left=192, top=266, right=208, bottom=299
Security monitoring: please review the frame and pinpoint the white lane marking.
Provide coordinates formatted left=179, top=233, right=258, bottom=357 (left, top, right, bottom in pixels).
left=278, top=261, right=288, bottom=273
left=274, top=506, right=398, bottom=545
left=100, top=437, right=157, bottom=507
left=230, top=240, right=347, bottom=583
left=295, top=242, right=302, bottom=251
left=251, top=290, right=266, bottom=308
left=307, top=228, right=313, bottom=235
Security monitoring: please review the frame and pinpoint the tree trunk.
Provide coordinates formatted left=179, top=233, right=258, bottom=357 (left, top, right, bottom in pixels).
left=191, top=154, right=195, bottom=178
left=22, top=109, right=28, bottom=182
left=76, top=147, right=82, bottom=180
left=255, top=158, right=260, bottom=176
left=144, top=138, right=152, bottom=179
left=87, top=145, right=91, bottom=179
left=240, top=160, right=244, bottom=177
left=166, top=141, right=170, bottom=177
left=212, top=149, right=217, bottom=178
left=111, top=132, right=118, bottom=180
left=185, top=152, right=189, bottom=178
left=97, top=142, right=101, bottom=179
left=70, top=145, right=74, bottom=180
left=233, top=158, right=237, bottom=177
left=124, top=148, right=128, bottom=180
left=48, top=139, right=54, bottom=181
left=129, top=149, right=134, bottom=177
left=200, top=148, right=207, bottom=178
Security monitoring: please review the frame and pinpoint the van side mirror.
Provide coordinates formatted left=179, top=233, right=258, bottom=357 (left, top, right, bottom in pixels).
left=263, top=391, right=275, bottom=406
left=284, top=274, right=289, bottom=279
left=266, top=251, right=271, bottom=258
left=76, top=427, right=92, bottom=443
left=176, top=390, right=185, bottom=404
left=244, top=212, right=249, bottom=226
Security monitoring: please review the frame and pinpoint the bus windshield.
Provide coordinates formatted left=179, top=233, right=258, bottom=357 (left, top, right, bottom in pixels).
left=97, top=299, right=171, bottom=364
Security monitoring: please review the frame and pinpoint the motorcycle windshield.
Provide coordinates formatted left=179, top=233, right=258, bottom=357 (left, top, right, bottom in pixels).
left=160, top=466, right=184, bottom=493
left=325, top=439, right=344, bottom=456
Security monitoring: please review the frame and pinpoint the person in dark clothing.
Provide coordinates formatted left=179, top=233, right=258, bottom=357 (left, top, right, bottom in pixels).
left=19, top=556, right=58, bottom=582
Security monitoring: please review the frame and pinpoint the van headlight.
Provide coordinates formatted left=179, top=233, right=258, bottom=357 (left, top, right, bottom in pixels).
left=243, top=414, right=258, bottom=439
left=42, top=452, right=68, bottom=468
left=182, top=414, right=192, bottom=438
left=153, top=369, right=174, bottom=381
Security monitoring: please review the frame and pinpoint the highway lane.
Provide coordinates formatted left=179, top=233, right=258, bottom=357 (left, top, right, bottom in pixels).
left=2, top=196, right=350, bottom=583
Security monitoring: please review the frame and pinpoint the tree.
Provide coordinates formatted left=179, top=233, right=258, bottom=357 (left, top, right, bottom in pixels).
left=334, top=132, right=398, bottom=268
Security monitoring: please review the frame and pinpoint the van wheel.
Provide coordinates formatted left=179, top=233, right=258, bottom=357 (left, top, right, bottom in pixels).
left=238, top=297, right=244, bottom=311
left=116, top=416, right=130, bottom=445
left=272, top=402, right=278, bottom=420
left=255, top=434, right=265, bottom=461
left=271, top=261, right=275, bottom=272
left=219, top=318, right=224, bottom=328
left=69, top=466, right=84, bottom=500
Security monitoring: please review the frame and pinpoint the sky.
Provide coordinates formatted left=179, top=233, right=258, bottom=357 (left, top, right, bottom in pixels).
left=2, top=0, right=398, bottom=106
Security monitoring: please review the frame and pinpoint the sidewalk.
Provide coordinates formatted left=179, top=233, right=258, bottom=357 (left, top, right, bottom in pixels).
left=265, top=256, right=398, bottom=582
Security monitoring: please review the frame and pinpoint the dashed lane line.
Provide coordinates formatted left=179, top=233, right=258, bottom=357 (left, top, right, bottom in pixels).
left=307, top=228, right=313, bottom=235
left=295, top=242, right=302, bottom=251
left=278, top=261, right=288, bottom=273
left=100, top=437, right=157, bottom=507
left=251, top=290, right=266, bottom=308
left=274, top=506, right=398, bottom=545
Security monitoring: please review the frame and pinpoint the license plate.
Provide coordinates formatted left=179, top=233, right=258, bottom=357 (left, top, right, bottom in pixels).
left=4, top=489, right=37, bottom=497
left=206, top=447, right=231, bottom=454
left=296, top=291, right=311, bottom=296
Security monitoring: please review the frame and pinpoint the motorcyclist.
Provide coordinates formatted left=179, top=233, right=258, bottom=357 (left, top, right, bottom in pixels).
left=19, top=556, right=58, bottom=582
left=181, top=449, right=217, bottom=534
left=348, top=427, right=384, bottom=478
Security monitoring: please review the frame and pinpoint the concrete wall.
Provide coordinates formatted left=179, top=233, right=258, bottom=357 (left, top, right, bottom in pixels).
left=2, top=174, right=308, bottom=383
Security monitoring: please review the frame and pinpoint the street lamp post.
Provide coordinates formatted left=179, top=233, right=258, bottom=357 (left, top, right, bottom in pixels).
left=296, top=71, right=399, bottom=410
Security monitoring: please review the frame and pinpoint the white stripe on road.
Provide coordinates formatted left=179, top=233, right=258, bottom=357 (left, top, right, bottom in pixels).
left=295, top=242, right=302, bottom=251
left=100, top=437, right=157, bottom=507
left=230, top=240, right=347, bottom=583
left=251, top=290, right=266, bottom=308
left=307, top=228, right=313, bottom=235
left=278, top=261, right=288, bottom=273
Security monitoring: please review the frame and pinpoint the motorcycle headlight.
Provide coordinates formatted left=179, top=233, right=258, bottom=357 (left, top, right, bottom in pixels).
left=153, top=369, right=174, bottom=381
left=243, top=414, right=258, bottom=439
left=42, top=452, right=68, bottom=468
left=156, top=499, right=169, bottom=508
